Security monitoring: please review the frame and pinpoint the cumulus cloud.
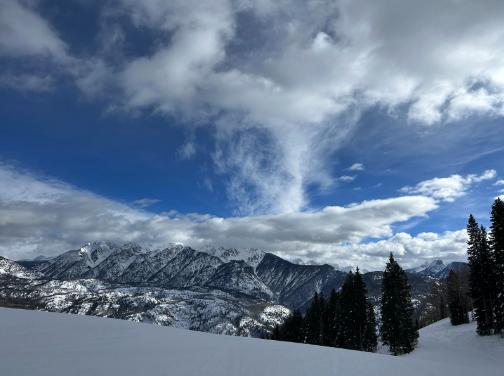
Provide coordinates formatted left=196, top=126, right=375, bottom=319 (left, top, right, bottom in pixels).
left=0, top=162, right=440, bottom=269
left=347, top=163, right=365, bottom=171
left=3, top=1, right=504, bottom=214
left=494, top=180, right=504, bottom=186
left=300, top=230, right=469, bottom=271
left=400, top=170, right=497, bottom=202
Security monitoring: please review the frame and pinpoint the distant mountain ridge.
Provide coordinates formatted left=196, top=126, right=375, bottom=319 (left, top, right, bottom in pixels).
left=406, top=259, right=469, bottom=278
left=14, top=241, right=347, bottom=312
left=289, top=258, right=369, bottom=274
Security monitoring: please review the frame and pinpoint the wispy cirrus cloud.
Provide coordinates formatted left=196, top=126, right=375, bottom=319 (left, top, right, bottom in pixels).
left=132, top=198, right=161, bottom=207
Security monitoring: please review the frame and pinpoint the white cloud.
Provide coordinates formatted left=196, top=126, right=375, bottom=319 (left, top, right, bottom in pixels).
left=494, top=180, right=504, bottom=186
left=338, top=175, right=356, bottom=182
left=177, top=141, right=197, bottom=160
left=0, top=73, right=54, bottom=92
left=303, top=230, right=469, bottom=271
left=347, top=163, right=365, bottom=171
left=0, top=162, right=439, bottom=269
left=0, top=0, right=69, bottom=62
left=3, top=1, right=504, bottom=215
left=132, top=198, right=161, bottom=207
left=400, top=169, right=497, bottom=202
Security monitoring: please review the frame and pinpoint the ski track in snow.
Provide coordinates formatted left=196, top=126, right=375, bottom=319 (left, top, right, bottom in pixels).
left=1, top=308, right=503, bottom=376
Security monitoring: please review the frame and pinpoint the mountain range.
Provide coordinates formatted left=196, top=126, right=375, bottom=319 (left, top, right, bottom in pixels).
left=1, top=241, right=468, bottom=337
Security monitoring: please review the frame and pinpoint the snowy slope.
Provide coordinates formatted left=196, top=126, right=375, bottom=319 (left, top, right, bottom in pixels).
left=404, top=317, right=504, bottom=367
left=1, top=308, right=503, bottom=376
left=0, top=256, right=43, bottom=279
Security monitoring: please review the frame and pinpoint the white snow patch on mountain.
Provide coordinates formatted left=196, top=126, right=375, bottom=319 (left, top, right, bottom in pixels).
left=1, top=308, right=503, bottom=376
left=0, top=256, right=43, bottom=279
left=198, top=245, right=265, bottom=268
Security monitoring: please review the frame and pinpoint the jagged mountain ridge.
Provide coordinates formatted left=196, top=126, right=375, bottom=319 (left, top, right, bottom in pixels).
left=406, top=259, right=469, bottom=278
left=28, top=241, right=348, bottom=311
left=18, top=241, right=453, bottom=312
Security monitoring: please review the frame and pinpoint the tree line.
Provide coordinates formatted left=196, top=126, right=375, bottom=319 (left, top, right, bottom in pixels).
left=466, top=197, right=504, bottom=336
left=270, top=253, right=419, bottom=356
left=415, top=267, right=471, bottom=328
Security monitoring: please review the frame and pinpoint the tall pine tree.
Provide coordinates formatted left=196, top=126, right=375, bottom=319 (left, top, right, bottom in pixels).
left=467, top=215, right=496, bottom=335
left=446, top=269, right=469, bottom=325
left=323, top=287, right=340, bottom=347
left=363, top=301, right=378, bottom=352
left=380, top=253, right=419, bottom=355
left=490, top=198, right=504, bottom=335
left=304, top=291, right=322, bottom=344
left=336, top=269, right=369, bottom=350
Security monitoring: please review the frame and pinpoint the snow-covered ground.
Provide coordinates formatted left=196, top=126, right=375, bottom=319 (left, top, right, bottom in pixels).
left=0, top=308, right=503, bottom=376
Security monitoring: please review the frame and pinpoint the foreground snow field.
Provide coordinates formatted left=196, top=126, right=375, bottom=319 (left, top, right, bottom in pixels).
left=0, top=308, right=503, bottom=376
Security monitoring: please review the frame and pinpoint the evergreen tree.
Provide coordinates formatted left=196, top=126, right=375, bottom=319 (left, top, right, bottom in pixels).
left=467, top=215, right=496, bottom=335
left=446, top=270, right=469, bottom=325
left=270, top=323, right=281, bottom=340
left=335, top=271, right=355, bottom=349
left=490, top=198, right=504, bottom=335
left=323, top=287, right=340, bottom=347
left=290, top=309, right=305, bottom=343
left=335, top=269, right=368, bottom=350
left=363, top=301, right=378, bottom=352
left=380, top=253, right=419, bottom=355
left=304, top=291, right=322, bottom=344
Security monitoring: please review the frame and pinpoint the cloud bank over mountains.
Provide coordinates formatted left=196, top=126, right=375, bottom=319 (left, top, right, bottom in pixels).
left=0, top=162, right=496, bottom=269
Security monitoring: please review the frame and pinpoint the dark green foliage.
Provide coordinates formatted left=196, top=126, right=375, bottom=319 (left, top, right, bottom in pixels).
left=270, top=324, right=281, bottom=340
left=270, top=270, right=376, bottom=353
left=380, top=253, right=419, bottom=355
left=322, top=287, right=340, bottom=346
left=446, top=270, right=469, bottom=326
left=304, top=291, right=322, bottom=344
left=363, top=302, right=378, bottom=352
left=275, top=309, right=304, bottom=343
left=490, top=198, right=504, bottom=335
left=467, top=215, right=497, bottom=335
left=336, top=269, right=368, bottom=350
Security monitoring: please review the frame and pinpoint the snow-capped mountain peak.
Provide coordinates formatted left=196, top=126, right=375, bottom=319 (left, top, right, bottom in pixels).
left=198, top=246, right=265, bottom=268
left=407, top=260, right=446, bottom=276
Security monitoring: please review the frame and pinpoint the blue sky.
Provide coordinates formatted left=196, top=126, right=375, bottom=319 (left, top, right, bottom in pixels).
left=1, top=0, right=504, bottom=270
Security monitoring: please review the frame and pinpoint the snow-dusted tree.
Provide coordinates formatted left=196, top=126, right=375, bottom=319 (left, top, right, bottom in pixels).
left=380, top=253, right=419, bottom=355
left=490, top=198, right=504, bottom=335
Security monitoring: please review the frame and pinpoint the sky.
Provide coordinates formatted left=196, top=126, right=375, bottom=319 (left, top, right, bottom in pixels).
left=1, top=0, right=504, bottom=270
